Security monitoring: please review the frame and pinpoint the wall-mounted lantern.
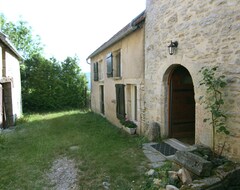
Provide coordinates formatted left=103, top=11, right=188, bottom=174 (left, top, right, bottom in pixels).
left=168, top=41, right=178, bottom=55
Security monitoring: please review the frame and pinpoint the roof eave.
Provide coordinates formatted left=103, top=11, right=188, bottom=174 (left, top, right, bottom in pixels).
left=0, top=31, right=24, bottom=60
left=87, top=10, right=145, bottom=61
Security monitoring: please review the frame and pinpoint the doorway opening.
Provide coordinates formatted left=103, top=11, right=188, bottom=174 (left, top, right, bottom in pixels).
left=100, top=85, right=104, bottom=115
left=168, top=66, right=195, bottom=144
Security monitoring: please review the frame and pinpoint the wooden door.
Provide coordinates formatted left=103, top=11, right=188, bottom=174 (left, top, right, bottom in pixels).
left=169, top=66, right=195, bottom=138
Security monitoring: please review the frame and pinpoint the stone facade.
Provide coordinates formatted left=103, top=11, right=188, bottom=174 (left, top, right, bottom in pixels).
left=88, top=12, right=145, bottom=133
left=144, top=0, right=240, bottom=161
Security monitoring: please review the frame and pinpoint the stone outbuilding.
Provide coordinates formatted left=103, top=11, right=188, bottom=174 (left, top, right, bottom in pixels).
left=88, top=0, right=240, bottom=162
left=0, top=32, right=22, bottom=128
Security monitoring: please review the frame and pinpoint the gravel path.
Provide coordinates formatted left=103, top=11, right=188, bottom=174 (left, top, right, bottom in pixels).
left=46, top=157, right=78, bottom=190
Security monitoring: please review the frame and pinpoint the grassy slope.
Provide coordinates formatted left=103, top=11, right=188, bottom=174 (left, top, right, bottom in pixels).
left=0, top=111, right=149, bottom=189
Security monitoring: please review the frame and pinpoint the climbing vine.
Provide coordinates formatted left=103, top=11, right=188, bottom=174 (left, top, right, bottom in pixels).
left=199, top=66, right=229, bottom=154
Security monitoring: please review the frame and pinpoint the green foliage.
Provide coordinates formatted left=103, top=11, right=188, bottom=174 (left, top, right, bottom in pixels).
left=0, top=111, right=147, bottom=189
left=22, top=54, right=88, bottom=112
left=119, top=116, right=137, bottom=128
left=1, top=14, right=89, bottom=112
left=199, top=66, right=229, bottom=153
left=0, top=133, right=7, bottom=149
left=0, top=13, right=43, bottom=59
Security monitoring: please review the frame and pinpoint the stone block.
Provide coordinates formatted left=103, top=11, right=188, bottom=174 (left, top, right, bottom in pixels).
left=147, top=122, right=160, bottom=141
left=173, top=151, right=212, bottom=177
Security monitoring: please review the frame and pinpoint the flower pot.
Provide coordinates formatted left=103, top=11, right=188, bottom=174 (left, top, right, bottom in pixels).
left=123, top=126, right=136, bottom=135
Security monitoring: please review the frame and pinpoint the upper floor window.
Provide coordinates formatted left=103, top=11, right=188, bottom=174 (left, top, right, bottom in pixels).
left=106, top=53, right=113, bottom=77
left=106, top=50, right=122, bottom=78
left=98, top=60, right=104, bottom=81
left=93, top=62, right=98, bottom=81
left=114, top=50, right=121, bottom=78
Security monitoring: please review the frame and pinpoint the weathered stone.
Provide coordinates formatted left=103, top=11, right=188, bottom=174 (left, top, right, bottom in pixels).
left=173, top=151, right=212, bottom=177
left=147, top=122, right=160, bottom=141
left=166, top=185, right=179, bottom=190
left=177, top=168, right=192, bottom=184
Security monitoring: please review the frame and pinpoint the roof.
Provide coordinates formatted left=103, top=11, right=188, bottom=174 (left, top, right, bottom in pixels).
left=87, top=10, right=146, bottom=60
left=0, top=31, right=23, bottom=60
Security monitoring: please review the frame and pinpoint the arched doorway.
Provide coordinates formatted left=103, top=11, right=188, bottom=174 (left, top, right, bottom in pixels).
left=168, top=66, right=195, bottom=143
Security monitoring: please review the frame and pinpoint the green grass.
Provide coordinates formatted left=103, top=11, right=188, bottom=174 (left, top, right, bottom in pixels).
left=0, top=110, right=149, bottom=189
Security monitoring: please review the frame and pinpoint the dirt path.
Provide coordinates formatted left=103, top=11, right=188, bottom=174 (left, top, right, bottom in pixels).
left=46, top=157, right=78, bottom=190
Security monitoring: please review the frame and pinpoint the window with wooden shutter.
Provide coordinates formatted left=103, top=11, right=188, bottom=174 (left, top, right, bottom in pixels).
left=93, top=62, right=98, bottom=81
left=106, top=53, right=113, bottom=77
left=115, top=51, right=121, bottom=77
left=115, top=84, right=125, bottom=119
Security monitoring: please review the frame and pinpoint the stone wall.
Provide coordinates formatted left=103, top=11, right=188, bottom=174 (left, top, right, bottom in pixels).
left=144, top=0, right=240, bottom=161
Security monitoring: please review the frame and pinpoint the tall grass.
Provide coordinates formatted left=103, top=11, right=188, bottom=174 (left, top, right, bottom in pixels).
left=0, top=110, right=149, bottom=189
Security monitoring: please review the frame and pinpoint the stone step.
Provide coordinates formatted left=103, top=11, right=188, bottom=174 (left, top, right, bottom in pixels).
left=164, top=138, right=190, bottom=151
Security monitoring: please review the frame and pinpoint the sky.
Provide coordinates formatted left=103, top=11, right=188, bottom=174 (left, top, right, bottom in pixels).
left=0, top=0, right=146, bottom=72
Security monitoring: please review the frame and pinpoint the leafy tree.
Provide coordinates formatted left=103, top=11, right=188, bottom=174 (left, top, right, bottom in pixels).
left=0, top=13, right=43, bottom=59
left=22, top=55, right=88, bottom=112
left=1, top=14, right=88, bottom=112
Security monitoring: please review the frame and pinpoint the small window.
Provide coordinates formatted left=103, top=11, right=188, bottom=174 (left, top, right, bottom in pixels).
left=106, top=53, right=113, bottom=77
left=93, top=62, right=98, bottom=81
left=115, top=51, right=121, bottom=77
left=98, top=60, right=104, bottom=81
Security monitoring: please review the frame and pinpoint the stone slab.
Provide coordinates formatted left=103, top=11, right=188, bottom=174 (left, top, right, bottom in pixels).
left=173, top=151, right=212, bottom=177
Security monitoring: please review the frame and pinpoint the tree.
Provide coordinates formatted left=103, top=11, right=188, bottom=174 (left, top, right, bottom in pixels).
left=1, top=14, right=88, bottom=112
left=199, top=66, right=229, bottom=156
left=0, top=13, right=43, bottom=59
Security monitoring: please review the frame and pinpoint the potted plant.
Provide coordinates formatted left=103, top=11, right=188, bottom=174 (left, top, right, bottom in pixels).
left=119, top=116, right=137, bottom=135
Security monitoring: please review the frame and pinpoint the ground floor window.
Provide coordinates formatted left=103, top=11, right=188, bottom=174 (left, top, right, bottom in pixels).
left=126, top=84, right=138, bottom=121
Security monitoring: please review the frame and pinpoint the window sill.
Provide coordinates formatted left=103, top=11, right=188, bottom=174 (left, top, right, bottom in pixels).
left=99, top=79, right=104, bottom=83
left=113, top=77, right=122, bottom=80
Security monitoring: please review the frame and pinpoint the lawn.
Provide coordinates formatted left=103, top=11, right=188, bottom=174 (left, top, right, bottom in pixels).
left=0, top=110, right=150, bottom=189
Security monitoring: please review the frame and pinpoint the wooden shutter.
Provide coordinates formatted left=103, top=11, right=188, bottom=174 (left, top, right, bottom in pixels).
left=106, top=53, right=113, bottom=77
left=93, top=62, right=98, bottom=81
left=115, top=84, right=125, bottom=119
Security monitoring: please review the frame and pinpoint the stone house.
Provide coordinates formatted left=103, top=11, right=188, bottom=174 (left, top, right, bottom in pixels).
left=87, top=11, right=145, bottom=133
left=88, top=0, right=240, bottom=161
left=0, top=32, right=22, bottom=128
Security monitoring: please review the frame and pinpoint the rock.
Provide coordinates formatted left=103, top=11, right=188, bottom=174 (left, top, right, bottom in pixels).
left=146, top=169, right=155, bottom=176
left=147, top=122, right=160, bottom=141
left=177, top=168, right=192, bottom=184
left=173, top=151, right=212, bottom=177
left=168, top=171, right=179, bottom=180
left=102, top=181, right=110, bottom=189
left=153, top=178, right=161, bottom=186
left=168, top=171, right=180, bottom=185
left=166, top=184, right=179, bottom=190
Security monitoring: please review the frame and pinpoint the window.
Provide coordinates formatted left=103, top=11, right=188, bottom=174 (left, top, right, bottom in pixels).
left=126, top=85, right=138, bottom=121
left=115, top=84, right=125, bottom=119
left=106, top=50, right=121, bottom=78
left=106, top=53, right=113, bottom=77
left=114, top=50, right=121, bottom=78
left=93, top=62, right=98, bottom=81
left=98, top=60, right=104, bottom=81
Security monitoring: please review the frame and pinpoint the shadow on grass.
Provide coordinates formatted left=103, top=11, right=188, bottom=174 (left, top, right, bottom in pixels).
left=0, top=110, right=149, bottom=189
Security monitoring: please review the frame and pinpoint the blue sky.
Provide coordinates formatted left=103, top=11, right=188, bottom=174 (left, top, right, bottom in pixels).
left=0, top=0, right=146, bottom=72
